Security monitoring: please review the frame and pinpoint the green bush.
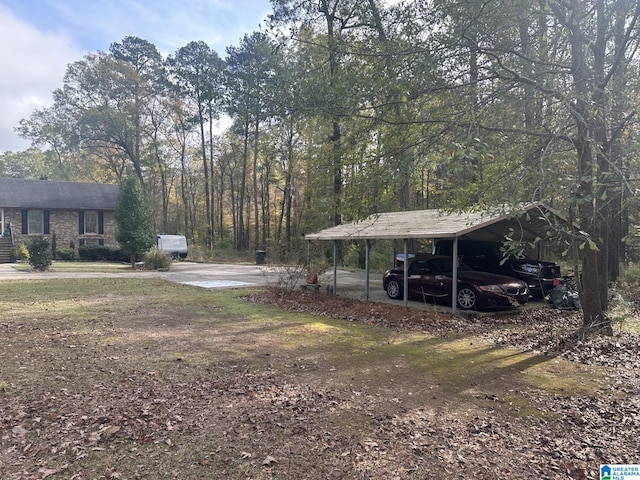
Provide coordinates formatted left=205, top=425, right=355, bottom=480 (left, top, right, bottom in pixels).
left=619, top=263, right=640, bottom=286
left=27, top=236, right=53, bottom=271
left=51, top=232, right=57, bottom=260
left=78, top=244, right=110, bottom=261
left=143, top=248, right=172, bottom=270
left=78, top=244, right=129, bottom=262
left=56, top=247, right=75, bottom=261
left=16, top=243, right=29, bottom=261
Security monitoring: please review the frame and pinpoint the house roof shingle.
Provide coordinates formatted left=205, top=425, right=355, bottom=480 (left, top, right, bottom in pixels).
left=0, top=178, right=120, bottom=210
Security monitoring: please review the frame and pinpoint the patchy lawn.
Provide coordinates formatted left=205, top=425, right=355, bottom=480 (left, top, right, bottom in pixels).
left=1, top=279, right=639, bottom=480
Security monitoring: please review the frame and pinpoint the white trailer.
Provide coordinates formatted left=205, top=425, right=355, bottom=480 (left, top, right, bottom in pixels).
left=156, top=234, right=188, bottom=260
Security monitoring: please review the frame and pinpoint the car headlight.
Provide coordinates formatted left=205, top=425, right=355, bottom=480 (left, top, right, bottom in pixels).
left=478, top=285, right=502, bottom=293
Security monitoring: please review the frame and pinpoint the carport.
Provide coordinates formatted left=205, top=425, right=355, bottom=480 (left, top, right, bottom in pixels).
left=304, top=202, right=571, bottom=313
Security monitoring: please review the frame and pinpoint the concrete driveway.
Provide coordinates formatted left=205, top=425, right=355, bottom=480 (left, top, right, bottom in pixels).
left=0, top=261, right=344, bottom=290
left=0, top=261, right=277, bottom=285
left=0, top=261, right=391, bottom=303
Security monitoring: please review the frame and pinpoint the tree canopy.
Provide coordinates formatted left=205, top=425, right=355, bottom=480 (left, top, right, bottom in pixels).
left=11, top=0, right=640, bottom=336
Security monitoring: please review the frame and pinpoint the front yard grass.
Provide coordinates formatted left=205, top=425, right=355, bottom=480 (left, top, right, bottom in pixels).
left=11, top=260, right=135, bottom=273
left=0, top=278, right=635, bottom=479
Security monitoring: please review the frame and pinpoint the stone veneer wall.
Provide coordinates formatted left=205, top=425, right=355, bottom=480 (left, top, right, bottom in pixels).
left=3, top=208, right=118, bottom=257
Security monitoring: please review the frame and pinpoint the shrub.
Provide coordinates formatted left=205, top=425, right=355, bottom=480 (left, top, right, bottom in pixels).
left=51, top=232, right=57, bottom=260
left=56, top=247, right=75, bottom=261
left=143, top=248, right=172, bottom=270
left=78, top=244, right=110, bottom=261
left=27, top=236, right=53, bottom=271
left=78, top=244, right=130, bottom=262
left=16, top=243, right=29, bottom=261
left=618, top=263, right=640, bottom=286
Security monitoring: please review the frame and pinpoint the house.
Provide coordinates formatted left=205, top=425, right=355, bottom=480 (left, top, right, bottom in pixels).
left=0, top=178, right=120, bottom=262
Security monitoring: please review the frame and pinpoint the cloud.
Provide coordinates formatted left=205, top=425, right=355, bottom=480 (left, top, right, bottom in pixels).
left=25, top=0, right=272, bottom=56
left=0, top=0, right=271, bottom=153
left=0, top=5, right=81, bottom=152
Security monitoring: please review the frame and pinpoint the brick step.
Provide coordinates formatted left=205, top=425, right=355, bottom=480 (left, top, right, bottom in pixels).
left=0, top=237, right=13, bottom=263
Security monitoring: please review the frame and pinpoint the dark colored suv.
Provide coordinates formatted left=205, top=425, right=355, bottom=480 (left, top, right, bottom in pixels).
left=433, top=239, right=561, bottom=297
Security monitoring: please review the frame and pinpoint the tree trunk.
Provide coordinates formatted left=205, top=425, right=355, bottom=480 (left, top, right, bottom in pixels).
left=554, top=0, right=616, bottom=337
left=198, top=106, right=213, bottom=250
left=237, top=117, right=250, bottom=250
left=179, top=144, right=189, bottom=238
left=208, top=105, right=216, bottom=248
left=253, top=118, right=260, bottom=250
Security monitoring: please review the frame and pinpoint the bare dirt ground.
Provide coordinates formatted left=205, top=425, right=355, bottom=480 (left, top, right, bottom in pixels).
left=1, top=278, right=639, bottom=480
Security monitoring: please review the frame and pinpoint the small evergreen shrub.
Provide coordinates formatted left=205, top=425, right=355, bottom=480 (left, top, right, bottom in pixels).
left=78, top=244, right=129, bottom=262
left=27, top=236, right=53, bottom=271
left=16, top=243, right=30, bottom=261
left=51, top=232, right=57, bottom=260
left=78, top=244, right=110, bottom=261
left=109, top=248, right=132, bottom=262
left=143, top=248, right=172, bottom=270
left=56, top=247, right=75, bottom=261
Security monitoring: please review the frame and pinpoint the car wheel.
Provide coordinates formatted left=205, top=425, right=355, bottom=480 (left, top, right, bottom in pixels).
left=385, top=279, right=402, bottom=299
left=457, top=285, right=478, bottom=310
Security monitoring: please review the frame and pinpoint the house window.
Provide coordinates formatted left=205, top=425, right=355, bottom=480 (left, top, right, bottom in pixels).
left=84, top=211, right=99, bottom=234
left=28, top=210, right=44, bottom=234
left=21, top=209, right=49, bottom=235
left=79, top=211, right=104, bottom=235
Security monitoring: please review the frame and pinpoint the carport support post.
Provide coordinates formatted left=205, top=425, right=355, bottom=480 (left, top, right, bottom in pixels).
left=365, top=240, right=370, bottom=301
left=332, top=240, right=338, bottom=296
left=452, top=237, right=459, bottom=314
left=403, top=238, right=409, bottom=307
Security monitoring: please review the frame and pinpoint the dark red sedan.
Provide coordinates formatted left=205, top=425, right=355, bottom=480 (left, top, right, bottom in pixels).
left=383, top=254, right=529, bottom=310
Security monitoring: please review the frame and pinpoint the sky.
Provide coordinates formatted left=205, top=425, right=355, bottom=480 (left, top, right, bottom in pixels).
left=0, top=0, right=272, bottom=153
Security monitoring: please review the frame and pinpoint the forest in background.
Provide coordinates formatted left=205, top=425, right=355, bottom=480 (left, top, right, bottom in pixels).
left=2, top=0, right=640, bottom=334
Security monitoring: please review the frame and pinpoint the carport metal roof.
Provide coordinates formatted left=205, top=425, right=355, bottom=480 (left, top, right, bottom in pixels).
left=305, top=202, right=573, bottom=313
left=304, top=202, right=567, bottom=242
